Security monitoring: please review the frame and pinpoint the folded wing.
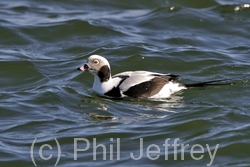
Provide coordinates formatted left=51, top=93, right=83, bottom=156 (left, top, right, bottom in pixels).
left=113, top=71, right=180, bottom=98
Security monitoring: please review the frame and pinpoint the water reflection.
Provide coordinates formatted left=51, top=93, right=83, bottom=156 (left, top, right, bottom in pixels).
left=81, top=92, right=185, bottom=122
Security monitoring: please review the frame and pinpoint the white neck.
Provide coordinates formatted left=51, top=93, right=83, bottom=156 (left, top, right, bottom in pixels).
left=92, top=75, right=115, bottom=94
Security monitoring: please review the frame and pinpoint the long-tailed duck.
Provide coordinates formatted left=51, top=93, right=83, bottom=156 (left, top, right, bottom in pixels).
left=78, top=55, right=224, bottom=98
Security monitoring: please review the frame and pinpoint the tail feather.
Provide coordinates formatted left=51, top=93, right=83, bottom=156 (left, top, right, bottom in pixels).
left=184, top=79, right=230, bottom=88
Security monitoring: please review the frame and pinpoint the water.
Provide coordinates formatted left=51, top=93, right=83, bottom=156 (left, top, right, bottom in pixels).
left=1, top=0, right=250, bottom=166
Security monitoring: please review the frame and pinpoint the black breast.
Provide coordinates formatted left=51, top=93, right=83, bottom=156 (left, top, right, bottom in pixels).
left=104, top=75, right=129, bottom=98
left=104, top=86, right=121, bottom=97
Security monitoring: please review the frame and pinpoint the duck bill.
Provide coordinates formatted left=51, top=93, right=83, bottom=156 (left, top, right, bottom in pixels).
left=78, top=65, right=85, bottom=71
left=78, top=63, right=89, bottom=71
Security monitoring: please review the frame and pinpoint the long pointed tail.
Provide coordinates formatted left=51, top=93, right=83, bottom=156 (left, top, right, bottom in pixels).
left=184, top=79, right=230, bottom=88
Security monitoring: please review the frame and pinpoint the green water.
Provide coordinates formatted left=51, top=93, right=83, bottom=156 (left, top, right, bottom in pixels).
left=0, top=0, right=250, bottom=166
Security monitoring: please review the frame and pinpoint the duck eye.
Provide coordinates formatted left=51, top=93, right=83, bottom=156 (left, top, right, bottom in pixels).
left=93, top=60, right=99, bottom=64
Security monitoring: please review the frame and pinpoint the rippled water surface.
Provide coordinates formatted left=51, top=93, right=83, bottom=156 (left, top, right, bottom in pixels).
left=1, top=0, right=250, bottom=166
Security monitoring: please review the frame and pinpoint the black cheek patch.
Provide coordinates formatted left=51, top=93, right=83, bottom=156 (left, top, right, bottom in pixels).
left=97, top=65, right=111, bottom=82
